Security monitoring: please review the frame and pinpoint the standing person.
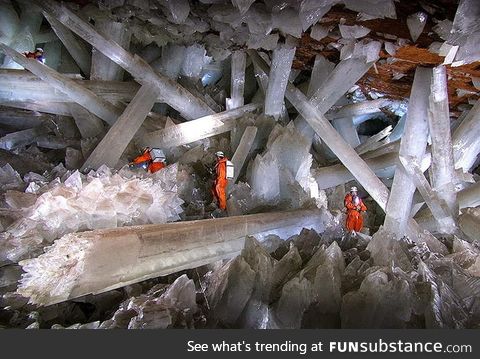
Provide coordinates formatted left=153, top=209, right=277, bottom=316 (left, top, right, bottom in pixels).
left=212, top=151, right=229, bottom=213
left=344, top=186, right=367, bottom=236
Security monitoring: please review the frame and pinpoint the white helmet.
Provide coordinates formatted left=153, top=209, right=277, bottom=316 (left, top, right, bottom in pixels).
left=36, top=48, right=44, bottom=52
left=350, top=186, right=358, bottom=192
left=215, top=151, right=224, bottom=158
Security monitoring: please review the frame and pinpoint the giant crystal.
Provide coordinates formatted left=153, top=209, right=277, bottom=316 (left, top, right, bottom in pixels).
left=18, top=209, right=324, bottom=305
left=264, top=44, right=295, bottom=119
left=383, top=67, right=432, bottom=237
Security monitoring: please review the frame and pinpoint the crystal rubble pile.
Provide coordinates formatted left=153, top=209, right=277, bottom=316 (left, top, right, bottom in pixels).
left=24, top=233, right=480, bottom=329
left=0, top=163, right=184, bottom=263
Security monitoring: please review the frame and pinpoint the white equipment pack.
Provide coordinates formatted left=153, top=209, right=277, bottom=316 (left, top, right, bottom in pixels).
left=150, top=148, right=166, bottom=163
left=226, top=160, right=234, bottom=179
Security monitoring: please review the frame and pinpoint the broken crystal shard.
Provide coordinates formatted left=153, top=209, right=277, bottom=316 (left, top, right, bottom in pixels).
left=37, top=0, right=214, bottom=120
left=341, top=269, right=412, bottom=328
left=42, top=12, right=91, bottom=77
left=406, top=12, right=427, bottom=43
left=0, top=44, right=121, bottom=126
left=383, top=67, right=432, bottom=237
left=17, top=209, right=323, bottom=305
left=226, top=51, right=246, bottom=110
left=339, top=24, right=371, bottom=39
left=229, top=126, right=257, bottom=185
left=91, top=20, right=131, bottom=82
left=427, top=66, right=457, bottom=214
left=82, top=84, right=159, bottom=171
left=264, top=44, right=296, bottom=119
left=138, top=104, right=259, bottom=149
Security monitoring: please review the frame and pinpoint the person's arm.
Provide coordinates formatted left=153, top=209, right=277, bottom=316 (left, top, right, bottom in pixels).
left=344, top=196, right=356, bottom=210
left=360, top=200, right=367, bottom=211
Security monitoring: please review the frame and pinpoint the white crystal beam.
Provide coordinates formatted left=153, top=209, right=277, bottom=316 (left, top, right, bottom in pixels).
left=264, top=44, right=296, bottom=119
left=293, top=57, right=373, bottom=140
left=90, top=19, right=131, bottom=82
left=0, top=44, right=121, bottom=125
left=452, top=99, right=480, bottom=172
left=36, top=0, right=214, bottom=120
left=226, top=50, right=246, bottom=110
left=249, top=50, right=389, bottom=210
left=18, top=209, right=323, bottom=306
left=81, top=84, right=159, bottom=171
left=399, top=155, right=457, bottom=233
left=383, top=67, right=432, bottom=237
left=138, top=104, right=260, bottom=149
left=42, top=11, right=91, bottom=77
left=427, top=65, right=458, bottom=214
left=229, top=125, right=258, bottom=185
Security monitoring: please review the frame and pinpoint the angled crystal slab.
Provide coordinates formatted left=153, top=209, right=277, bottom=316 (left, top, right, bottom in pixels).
left=18, top=209, right=324, bottom=306
left=82, top=84, right=159, bottom=171
left=43, top=11, right=91, bottom=76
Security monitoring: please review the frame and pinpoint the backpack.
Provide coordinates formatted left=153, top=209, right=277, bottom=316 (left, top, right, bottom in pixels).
left=226, top=160, right=234, bottom=180
left=150, top=148, right=166, bottom=163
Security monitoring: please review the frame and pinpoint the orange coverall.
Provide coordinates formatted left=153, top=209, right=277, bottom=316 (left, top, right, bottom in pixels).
left=212, top=157, right=228, bottom=210
left=131, top=150, right=165, bottom=174
left=344, top=193, right=367, bottom=232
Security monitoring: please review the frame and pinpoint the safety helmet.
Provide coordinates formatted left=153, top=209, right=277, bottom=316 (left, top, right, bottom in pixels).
left=215, top=151, right=224, bottom=158
left=36, top=48, right=44, bottom=53
left=350, top=186, right=358, bottom=192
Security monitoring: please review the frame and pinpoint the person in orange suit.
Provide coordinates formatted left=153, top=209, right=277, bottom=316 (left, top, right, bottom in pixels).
left=212, top=151, right=228, bottom=211
left=129, top=147, right=166, bottom=174
left=23, top=48, right=45, bottom=63
left=344, top=186, right=367, bottom=236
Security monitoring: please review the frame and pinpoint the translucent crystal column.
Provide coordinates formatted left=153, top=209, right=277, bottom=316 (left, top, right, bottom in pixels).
left=293, top=57, right=373, bottom=140
left=90, top=19, right=131, bottom=82
left=42, top=12, right=91, bottom=77
left=36, top=0, right=214, bottom=120
left=383, top=67, right=432, bottom=237
left=249, top=50, right=390, bottom=211
left=427, top=65, right=457, bottom=214
left=82, top=84, right=159, bottom=171
left=226, top=50, right=246, bottom=110
left=452, top=100, right=480, bottom=172
left=264, top=44, right=296, bottom=119
left=138, top=103, right=260, bottom=149
left=18, top=209, right=323, bottom=306
left=229, top=125, right=258, bottom=186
